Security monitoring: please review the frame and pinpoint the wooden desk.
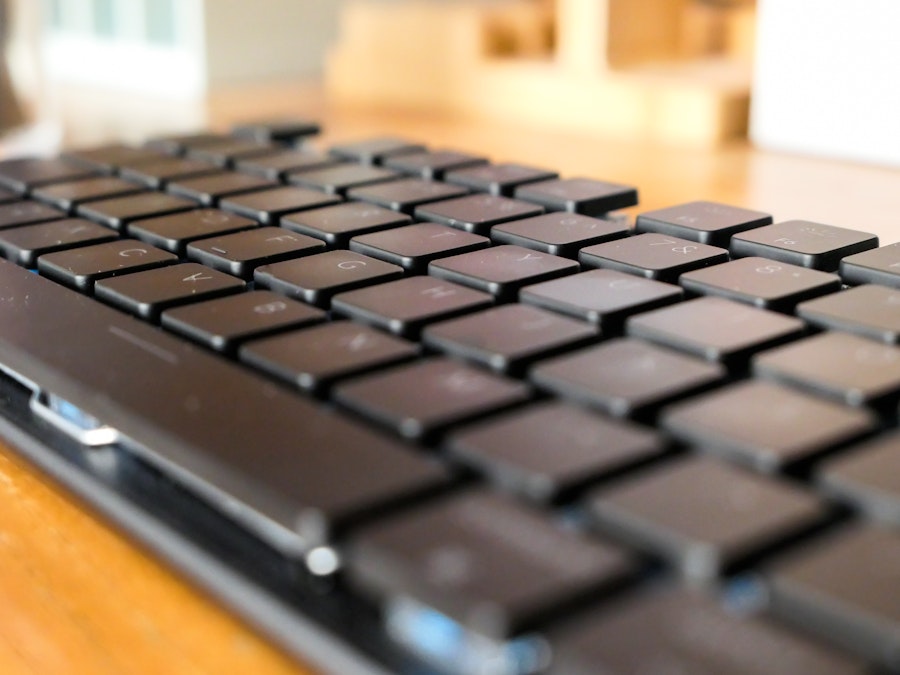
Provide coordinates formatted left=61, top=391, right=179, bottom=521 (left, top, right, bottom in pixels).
left=2, top=82, right=899, bottom=674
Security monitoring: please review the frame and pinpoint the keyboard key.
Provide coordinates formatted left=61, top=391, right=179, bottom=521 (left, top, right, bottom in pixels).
left=167, top=172, right=276, bottom=206
left=63, top=144, right=166, bottom=173
left=161, top=290, right=325, bottom=353
left=840, top=242, right=900, bottom=288
left=446, top=401, right=664, bottom=503
left=241, top=321, right=418, bottom=394
left=491, top=212, right=629, bottom=258
left=347, top=178, right=468, bottom=215
left=0, top=157, right=95, bottom=193
left=186, top=138, right=278, bottom=167
left=288, top=163, right=401, bottom=195
left=94, top=262, right=245, bottom=321
left=332, top=276, right=493, bottom=339
left=186, top=227, right=325, bottom=278
left=335, top=358, right=529, bottom=439
left=515, top=178, right=638, bottom=216
left=219, top=185, right=341, bottom=225
left=231, top=118, right=321, bottom=143
left=38, top=239, right=177, bottom=291
left=235, top=149, right=339, bottom=180
left=768, top=526, right=900, bottom=671
left=586, top=457, right=827, bottom=580
left=0, top=200, right=65, bottom=229
left=423, top=304, right=597, bottom=374
left=429, top=245, right=579, bottom=301
left=254, top=250, right=403, bottom=308
left=281, top=202, right=411, bottom=248
left=680, top=256, right=842, bottom=312
left=128, top=208, right=256, bottom=254
left=662, top=380, right=876, bottom=473
left=445, top=163, right=559, bottom=197
left=531, top=338, right=724, bottom=419
left=820, top=433, right=900, bottom=526
left=349, top=222, right=490, bottom=274
left=520, top=269, right=683, bottom=333
left=31, top=176, right=146, bottom=212
left=414, top=194, right=543, bottom=234
left=383, top=149, right=488, bottom=180
left=731, top=220, right=878, bottom=272
left=797, top=284, right=900, bottom=344
left=119, top=157, right=222, bottom=188
left=143, top=131, right=227, bottom=155
left=76, top=192, right=196, bottom=230
left=635, top=200, right=773, bottom=246
left=0, top=218, right=117, bottom=267
left=329, top=137, right=425, bottom=165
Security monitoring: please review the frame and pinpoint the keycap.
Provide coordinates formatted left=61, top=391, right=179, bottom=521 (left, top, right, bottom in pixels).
left=186, top=138, right=278, bottom=167
left=797, top=284, right=900, bottom=344
left=63, top=144, right=166, bottom=173
left=840, top=242, right=900, bottom=288
left=94, top=262, right=245, bottom=321
left=754, top=331, right=900, bottom=408
left=186, top=227, right=325, bottom=279
left=241, top=321, right=418, bottom=394
left=0, top=258, right=449, bottom=554
left=254, top=250, right=404, bottom=308
left=0, top=218, right=118, bottom=267
left=531, top=338, right=724, bottom=419
left=219, top=185, right=341, bottom=225
left=287, top=163, right=401, bottom=195
left=819, top=433, right=900, bottom=526
left=119, top=157, right=223, bottom=188
left=0, top=186, right=19, bottom=203
left=231, top=118, right=321, bottom=144
left=423, top=304, right=597, bottom=374
left=349, top=222, right=490, bottom=274
left=429, top=245, right=579, bottom=301
left=0, top=157, right=95, bottom=193
left=520, top=269, right=683, bottom=333
left=626, top=296, right=806, bottom=368
left=37, top=239, right=177, bottom=292
left=680, top=256, right=842, bottom=312
left=414, top=194, right=543, bottom=234
left=31, top=176, right=146, bottom=212
left=332, top=276, right=494, bottom=339
left=491, top=212, right=629, bottom=258
left=335, top=358, right=530, bottom=439
left=635, top=200, right=773, bottom=246
left=445, top=162, right=558, bottom=197
left=143, top=131, right=228, bottom=155
left=347, top=178, right=469, bottom=215
left=515, top=178, right=638, bottom=216
left=161, top=290, right=325, bottom=353
left=768, top=526, right=900, bottom=671
left=329, top=137, right=426, bottom=165
left=586, top=456, right=827, bottom=580
left=446, top=402, right=664, bottom=503
left=383, top=149, right=488, bottom=180
left=662, top=380, right=876, bottom=473
left=731, top=220, right=878, bottom=272
left=128, top=208, right=256, bottom=255
left=0, top=200, right=65, bottom=229
left=76, top=192, right=196, bottom=230
left=549, top=588, right=865, bottom=675
left=167, top=172, right=276, bottom=206
left=235, top=149, right=339, bottom=180
left=281, top=202, right=411, bottom=248
left=579, top=233, right=729, bottom=283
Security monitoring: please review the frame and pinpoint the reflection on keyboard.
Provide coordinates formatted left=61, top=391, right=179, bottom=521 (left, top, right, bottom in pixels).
left=0, top=121, right=897, bottom=675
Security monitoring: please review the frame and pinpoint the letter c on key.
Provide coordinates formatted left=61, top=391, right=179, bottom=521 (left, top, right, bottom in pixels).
left=118, top=247, right=148, bottom=257
left=338, top=260, right=367, bottom=270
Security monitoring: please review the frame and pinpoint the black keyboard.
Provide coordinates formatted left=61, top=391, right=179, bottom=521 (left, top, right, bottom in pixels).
left=0, top=121, right=897, bottom=675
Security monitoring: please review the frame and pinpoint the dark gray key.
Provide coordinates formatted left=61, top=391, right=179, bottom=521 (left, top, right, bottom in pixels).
left=626, top=296, right=805, bottom=368
left=38, top=239, right=177, bottom=291
left=580, top=232, right=729, bottom=283
left=423, top=304, right=597, bottom=374
left=383, top=149, right=488, bottom=179
left=662, top=380, right=876, bottom=473
left=797, top=284, right=900, bottom=344
left=347, top=178, right=468, bottom=215
left=680, top=256, right=842, bottom=312
left=332, top=276, right=494, bottom=339
left=0, top=157, right=95, bottom=193
left=231, top=118, right=321, bottom=144
left=414, top=194, right=543, bottom=234
left=349, top=222, right=490, bottom=274
left=241, top=321, right=418, bottom=394
left=219, top=185, right=341, bottom=225
left=161, top=290, right=325, bottom=353
left=62, top=144, right=166, bottom=173
left=142, top=131, right=227, bottom=155
left=335, top=358, right=530, bottom=439
left=167, top=172, right=276, bottom=206
left=186, top=138, right=278, bottom=167
left=768, top=526, right=900, bottom=671
left=281, top=202, right=411, bottom=248
left=731, top=220, right=878, bottom=271
left=0, top=218, right=117, bottom=267
left=119, top=157, right=222, bottom=188
left=491, top=212, right=629, bottom=258
left=95, top=262, right=245, bottom=321
left=636, top=200, right=773, bottom=246
left=235, top=149, right=339, bottom=180
left=329, top=137, right=425, bottom=165
left=429, top=245, right=579, bottom=301
left=254, top=250, right=403, bottom=308
left=347, top=490, right=633, bottom=639
left=31, top=176, right=146, bottom=212
left=446, top=401, right=664, bottom=503
left=531, top=338, right=724, bottom=418
left=186, top=227, right=325, bottom=279
left=520, top=269, right=683, bottom=333
left=515, top=178, right=638, bottom=216
left=76, top=192, right=196, bottom=230
left=445, top=163, right=558, bottom=197
left=586, top=456, right=827, bottom=580
left=549, top=588, right=865, bottom=675
left=0, top=200, right=65, bottom=229
left=820, top=433, right=900, bottom=526
left=287, top=163, right=401, bottom=195
left=0, top=258, right=449, bottom=554
left=128, top=208, right=256, bottom=254
left=0, top=186, right=18, bottom=203
left=840, top=242, right=900, bottom=288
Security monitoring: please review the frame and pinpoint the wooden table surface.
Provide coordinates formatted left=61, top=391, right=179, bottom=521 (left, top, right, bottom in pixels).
left=1, top=80, right=899, bottom=675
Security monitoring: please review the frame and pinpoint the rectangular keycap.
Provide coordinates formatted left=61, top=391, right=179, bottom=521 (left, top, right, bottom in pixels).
left=0, top=218, right=118, bottom=267
left=492, top=212, right=629, bottom=258
left=414, top=194, right=543, bottom=234
left=635, top=200, right=773, bottom=246
left=840, top=242, right=900, bottom=288
left=77, top=192, right=196, bottom=230
left=797, top=284, right=900, bottom=344
left=37, top=239, right=177, bottom=292
left=31, top=176, right=146, bottom=212
left=281, top=202, right=411, bottom=248
left=580, top=233, right=729, bottom=283
left=350, top=222, right=490, bottom=274
left=515, top=178, right=638, bottom=216
left=0, top=200, right=65, bottom=229
left=128, top=208, right=256, bottom=254
left=185, top=227, right=325, bottom=279
left=0, top=157, right=96, bottom=193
